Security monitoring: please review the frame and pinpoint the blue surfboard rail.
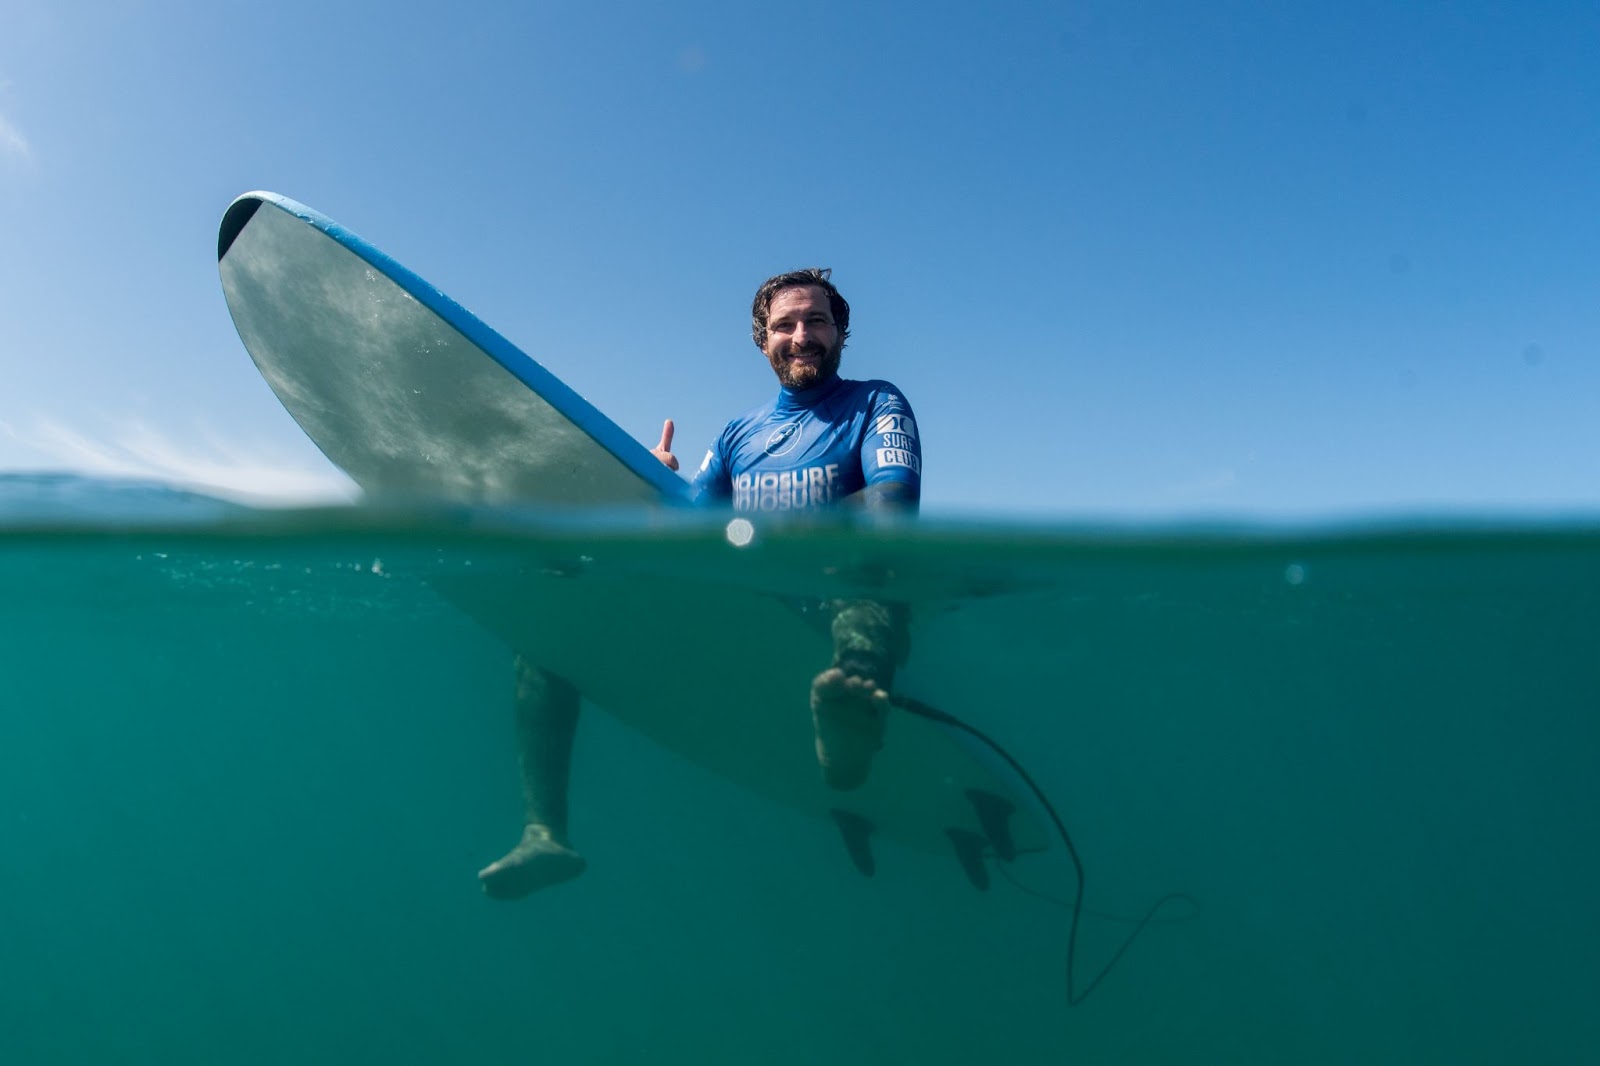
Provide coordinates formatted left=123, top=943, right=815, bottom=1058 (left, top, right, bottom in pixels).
left=219, top=191, right=694, bottom=506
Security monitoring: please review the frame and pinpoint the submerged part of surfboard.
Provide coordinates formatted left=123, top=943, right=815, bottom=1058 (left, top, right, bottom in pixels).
left=432, top=558, right=1051, bottom=859
left=218, top=192, right=689, bottom=507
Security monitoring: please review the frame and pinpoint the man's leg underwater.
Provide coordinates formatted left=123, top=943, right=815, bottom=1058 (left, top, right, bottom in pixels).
left=478, top=655, right=587, bottom=899
left=811, top=600, right=910, bottom=791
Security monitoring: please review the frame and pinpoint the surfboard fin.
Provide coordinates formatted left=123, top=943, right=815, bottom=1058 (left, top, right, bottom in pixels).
left=966, top=789, right=1018, bottom=863
left=829, top=809, right=877, bottom=878
left=945, top=828, right=991, bottom=891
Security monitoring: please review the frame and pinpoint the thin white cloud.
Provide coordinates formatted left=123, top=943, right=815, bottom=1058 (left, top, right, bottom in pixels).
left=5, top=416, right=358, bottom=505
left=0, top=111, right=31, bottom=164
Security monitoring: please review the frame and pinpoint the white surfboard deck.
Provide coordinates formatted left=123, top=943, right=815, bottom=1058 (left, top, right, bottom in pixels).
left=217, top=191, right=1050, bottom=863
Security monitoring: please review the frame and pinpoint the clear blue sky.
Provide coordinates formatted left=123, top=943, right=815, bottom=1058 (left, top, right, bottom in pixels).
left=1, top=0, right=1596, bottom=517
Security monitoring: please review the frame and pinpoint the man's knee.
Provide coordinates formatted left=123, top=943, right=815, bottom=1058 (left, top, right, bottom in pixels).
left=829, top=600, right=911, bottom=681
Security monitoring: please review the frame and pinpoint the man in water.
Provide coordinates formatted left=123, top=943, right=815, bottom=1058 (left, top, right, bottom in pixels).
left=478, top=268, right=921, bottom=899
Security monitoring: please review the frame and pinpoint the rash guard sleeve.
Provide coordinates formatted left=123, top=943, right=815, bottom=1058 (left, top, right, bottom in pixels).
left=859, top=384, right=922, bottom=501
left=689, top=436, right=732, bottom=506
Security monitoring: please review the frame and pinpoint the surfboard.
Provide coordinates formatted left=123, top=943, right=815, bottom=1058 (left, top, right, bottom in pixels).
left=217, top=191, right=1050, bottom=871
left=216, top=193, right=689, bottom=508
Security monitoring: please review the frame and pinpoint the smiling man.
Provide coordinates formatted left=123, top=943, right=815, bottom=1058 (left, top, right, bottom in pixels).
left=683, top=269, right=921, bottom=788
left=480, top=268, right=921, bottom=900
left=689, top=271, right=921, bottom=519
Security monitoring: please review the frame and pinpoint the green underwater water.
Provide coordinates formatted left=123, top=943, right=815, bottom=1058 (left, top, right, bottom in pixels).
left=2, top=476, right=1598, bottom=1064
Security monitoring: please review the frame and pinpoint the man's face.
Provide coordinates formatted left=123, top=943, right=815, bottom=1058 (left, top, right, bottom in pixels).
left=762, top=285, right=843, bottom=389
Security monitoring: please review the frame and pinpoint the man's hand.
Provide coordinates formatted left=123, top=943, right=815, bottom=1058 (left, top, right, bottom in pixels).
left=651, top=419, right=679, bottom=471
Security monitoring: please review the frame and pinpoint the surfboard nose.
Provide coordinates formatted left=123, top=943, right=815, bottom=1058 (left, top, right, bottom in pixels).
left=218, top=192, right=269, bottom=260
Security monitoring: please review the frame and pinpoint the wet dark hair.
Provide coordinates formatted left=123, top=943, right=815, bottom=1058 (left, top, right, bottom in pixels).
left=750, top=268, right=851, bottom=350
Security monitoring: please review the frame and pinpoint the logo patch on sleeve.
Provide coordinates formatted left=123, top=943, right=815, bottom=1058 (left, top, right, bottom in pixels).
left=873, top=414, right=917, bottom=439
left=875, top=448, right=921, bottom=474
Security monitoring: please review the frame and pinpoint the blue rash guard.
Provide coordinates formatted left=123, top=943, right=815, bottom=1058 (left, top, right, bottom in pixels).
left=690, top=374, right=921, bottom=513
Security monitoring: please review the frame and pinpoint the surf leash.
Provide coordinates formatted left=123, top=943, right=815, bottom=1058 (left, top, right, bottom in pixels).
left=891, top=695, right=1198, bottom=1006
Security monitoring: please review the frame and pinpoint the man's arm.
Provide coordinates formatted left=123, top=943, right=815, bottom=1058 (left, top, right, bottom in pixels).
left=687, top=427, right=734, bottom=505
left=855, top=384, right=922, bottom=516
left=855, top=479, right=919, bottom=515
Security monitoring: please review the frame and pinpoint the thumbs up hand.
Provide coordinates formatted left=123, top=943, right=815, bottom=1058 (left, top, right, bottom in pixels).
left=651, top=419, right=679, bottom=471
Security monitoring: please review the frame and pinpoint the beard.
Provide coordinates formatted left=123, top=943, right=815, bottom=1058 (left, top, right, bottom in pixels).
left=769, top=337, right=843, bottom=390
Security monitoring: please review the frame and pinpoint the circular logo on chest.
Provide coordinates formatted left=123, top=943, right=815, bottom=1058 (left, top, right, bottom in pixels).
left=764, top=421, right=803, bottom=457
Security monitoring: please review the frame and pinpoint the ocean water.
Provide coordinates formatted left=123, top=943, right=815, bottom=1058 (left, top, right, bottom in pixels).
left=2, top=472, right=1597, bottom=1064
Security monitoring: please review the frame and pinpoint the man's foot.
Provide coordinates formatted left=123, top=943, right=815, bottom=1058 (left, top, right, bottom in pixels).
left=811, top=666, right=892, bottom=791
left=478, top=824, right=587, bottom=900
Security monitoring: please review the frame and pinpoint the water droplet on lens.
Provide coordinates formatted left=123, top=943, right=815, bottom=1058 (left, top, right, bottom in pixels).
left=726, top=518, right=755, bottom=548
